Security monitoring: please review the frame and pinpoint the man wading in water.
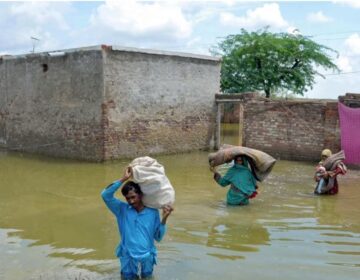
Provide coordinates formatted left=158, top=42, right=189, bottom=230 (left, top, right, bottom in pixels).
left=101, top=167, right=173, bottom=279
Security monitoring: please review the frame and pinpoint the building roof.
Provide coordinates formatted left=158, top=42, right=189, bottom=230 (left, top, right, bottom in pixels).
left=1, top=45, right=221, bottom=62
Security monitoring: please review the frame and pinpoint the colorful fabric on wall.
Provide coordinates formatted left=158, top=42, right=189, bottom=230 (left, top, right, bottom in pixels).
left=338, top=102, right=360, bottom=164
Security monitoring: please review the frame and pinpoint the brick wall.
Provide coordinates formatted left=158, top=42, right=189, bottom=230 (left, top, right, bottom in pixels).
left=242, top=99, right=340, bottom=161
left=219, top=93, right=360, bottom=162
left=323, top=102, right=340, bottom=154
left=0, top=46, right=220, bottom=161
left=103, top=48, right=220, bottom=160
left=0, top=49, right=105, bottom=161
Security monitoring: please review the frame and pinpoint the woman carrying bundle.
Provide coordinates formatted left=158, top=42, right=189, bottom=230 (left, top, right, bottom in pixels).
left=314, top=149, right=347, bottom=195
left=210, top=155, right=258, bottom=206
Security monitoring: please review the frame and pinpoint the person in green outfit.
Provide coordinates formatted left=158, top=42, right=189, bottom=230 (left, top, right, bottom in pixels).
left=210, top=155, right=258, bottom=206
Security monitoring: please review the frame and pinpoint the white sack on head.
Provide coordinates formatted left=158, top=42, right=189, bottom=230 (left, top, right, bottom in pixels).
left=129, top=156, right=175, bottom=209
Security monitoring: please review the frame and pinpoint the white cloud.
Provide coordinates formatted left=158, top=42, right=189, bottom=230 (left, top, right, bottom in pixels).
left=307, top=11, right=332, bottom=23
left=218, top=0, right=237, bottom=6
left=183, top=36, right=212, bottom=55
left=192, top=8, right=216, bottom=24
left=333, top=0, right=360, bottom=9
left=306, top=51, right=360, bottom=99
left=0, top=2, right=71, bottom=54
left=10, top=2, right=69, bottom=30
left=335, top=55, right=353, bottom=72
left=90, top=0, right=192, bottom=40
left=287, top=27, right=301, bottom=35
left=344, top=33, right=360, bottom=55
left=306, top=73, right=360, bottom=99
left=307, top=31, right=360, bottom=99
left=219, top=3, right=288, bottom=29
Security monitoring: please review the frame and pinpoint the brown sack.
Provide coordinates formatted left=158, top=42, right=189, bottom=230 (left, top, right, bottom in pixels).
left=323, top=150, right=346, bottom=171
left=208, top=145, right=276, bottom=182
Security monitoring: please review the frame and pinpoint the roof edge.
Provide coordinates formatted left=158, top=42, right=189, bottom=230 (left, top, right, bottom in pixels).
left=1, top=45, right=221, bottom=62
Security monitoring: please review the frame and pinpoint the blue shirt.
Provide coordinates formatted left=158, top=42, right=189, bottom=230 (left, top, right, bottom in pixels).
left=101, top=180, right=166, bottom=260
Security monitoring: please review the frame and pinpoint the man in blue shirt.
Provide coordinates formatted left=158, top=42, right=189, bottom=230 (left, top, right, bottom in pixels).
left=101, top=167, right=173, bottom=279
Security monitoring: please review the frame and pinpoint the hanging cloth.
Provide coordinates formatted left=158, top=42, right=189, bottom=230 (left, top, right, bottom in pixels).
left=338, top=102, right=360, bottom=165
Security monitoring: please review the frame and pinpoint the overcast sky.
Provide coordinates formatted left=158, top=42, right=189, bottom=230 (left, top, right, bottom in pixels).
left=1, top=0, right=360, bottom=99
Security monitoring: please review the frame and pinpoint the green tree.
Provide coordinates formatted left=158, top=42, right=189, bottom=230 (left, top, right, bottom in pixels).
left=211, top=28, right=339, bottom=98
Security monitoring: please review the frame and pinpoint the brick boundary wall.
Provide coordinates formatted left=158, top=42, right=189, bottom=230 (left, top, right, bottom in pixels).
left=220, top=93, right=360, bottom=162
left=242, top=99, right=340, bottom=161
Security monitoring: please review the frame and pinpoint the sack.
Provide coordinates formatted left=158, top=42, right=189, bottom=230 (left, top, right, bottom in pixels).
left=129, top=156, right=175, bottom=209
left=323, top=150, right=346, bottom=172
left=208, top=145, right=276, bottom=182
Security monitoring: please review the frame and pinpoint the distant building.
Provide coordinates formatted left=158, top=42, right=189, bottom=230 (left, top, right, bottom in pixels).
left=0, top=45, right=221, bottom=161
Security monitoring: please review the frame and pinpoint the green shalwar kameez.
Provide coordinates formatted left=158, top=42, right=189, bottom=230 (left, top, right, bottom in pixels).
left=215, top=163, right=257, bottom=205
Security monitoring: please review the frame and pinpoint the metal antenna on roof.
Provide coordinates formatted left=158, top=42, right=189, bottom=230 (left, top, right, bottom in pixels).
left=30, top=36, right=40, bottom=53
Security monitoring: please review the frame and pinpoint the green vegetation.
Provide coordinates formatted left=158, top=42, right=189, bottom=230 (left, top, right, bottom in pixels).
left=211, top=28, right=339, bottom=98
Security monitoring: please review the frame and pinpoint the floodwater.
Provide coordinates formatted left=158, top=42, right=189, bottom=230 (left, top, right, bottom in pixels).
left=1, top=129, right=360, bottom=280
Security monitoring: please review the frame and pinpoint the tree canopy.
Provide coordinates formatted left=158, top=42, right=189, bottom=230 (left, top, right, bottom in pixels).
left=211, top=29, right=339, bottom=98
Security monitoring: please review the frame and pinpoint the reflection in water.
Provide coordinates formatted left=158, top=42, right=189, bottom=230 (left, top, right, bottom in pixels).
left=0, top=228, right=113, bottom=280
left=207, top=221, right=269, bottom=255
left=221, top=123, right=241, bottom=146
left=1, top=150, right=360, bottom=280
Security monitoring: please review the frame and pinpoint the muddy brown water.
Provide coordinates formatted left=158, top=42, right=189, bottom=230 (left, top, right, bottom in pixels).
left=1, top=144, right=360, bottom=279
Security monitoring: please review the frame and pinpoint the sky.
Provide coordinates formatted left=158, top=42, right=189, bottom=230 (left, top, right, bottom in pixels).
left=1, top=0, right=360, bottom=99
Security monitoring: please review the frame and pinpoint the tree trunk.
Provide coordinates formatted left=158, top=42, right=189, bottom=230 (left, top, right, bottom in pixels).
left=265, top=88, right=270, bottom=98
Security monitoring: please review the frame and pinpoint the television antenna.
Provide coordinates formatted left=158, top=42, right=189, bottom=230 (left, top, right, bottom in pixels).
left=30, top=36, right=40, bottom=53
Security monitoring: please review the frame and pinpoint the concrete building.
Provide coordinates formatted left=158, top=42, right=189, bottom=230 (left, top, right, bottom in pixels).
left=0, top=45, right=221, bottom=161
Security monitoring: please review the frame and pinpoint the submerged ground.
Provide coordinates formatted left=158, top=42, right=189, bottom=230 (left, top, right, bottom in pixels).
left=0, top=148, right=359, bottom=280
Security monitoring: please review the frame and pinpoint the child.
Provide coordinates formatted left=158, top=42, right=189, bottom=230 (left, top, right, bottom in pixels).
left=101, top=167, right=173, bottom=279
left=314, top=162, right=326, bottom=194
